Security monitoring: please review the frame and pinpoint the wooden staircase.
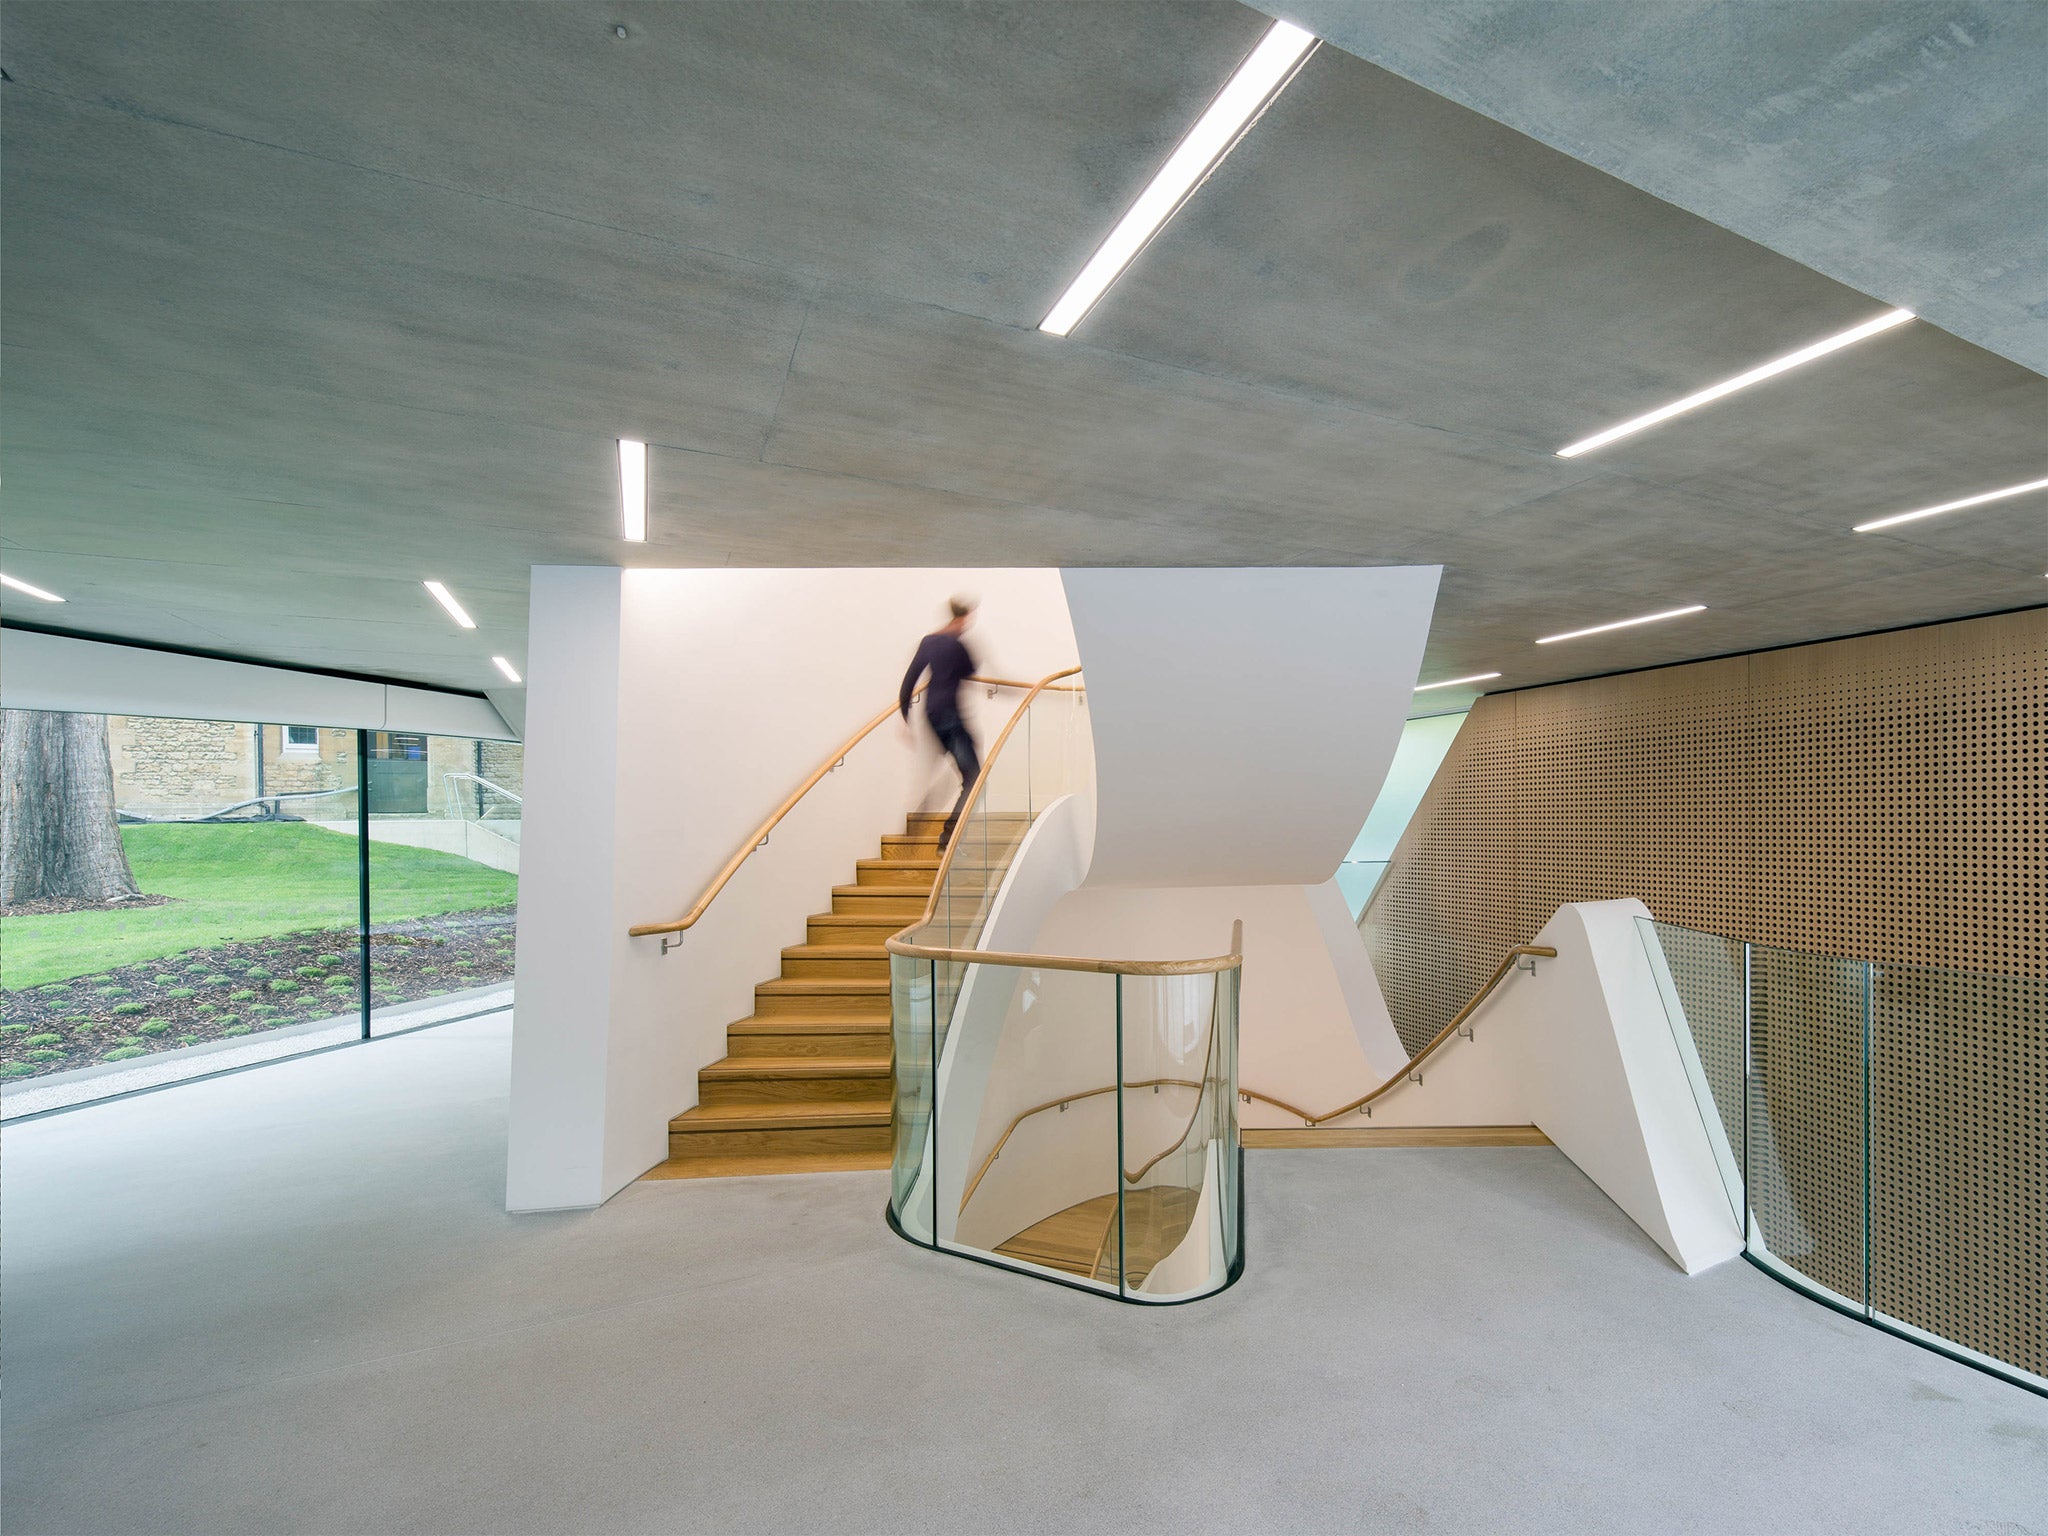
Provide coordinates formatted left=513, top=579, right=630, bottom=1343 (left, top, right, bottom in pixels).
left=648, top=809, right=1027, bottom=1180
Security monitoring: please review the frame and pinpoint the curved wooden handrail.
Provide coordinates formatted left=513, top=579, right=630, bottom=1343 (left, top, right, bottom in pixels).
left=959, top=1077, right=1208, bottom=1211
left=629, top=675, right=1060, bottom=939
left=1240, top=943, right=1558, bottom=1125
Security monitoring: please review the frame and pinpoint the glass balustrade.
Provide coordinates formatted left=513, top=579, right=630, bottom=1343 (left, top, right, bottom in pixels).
left=888, top=950, right=1243, bottom=1303
left=889, top=673, right=1241, bottom=1301
left=1637, top=916, right=2046, bottom=1394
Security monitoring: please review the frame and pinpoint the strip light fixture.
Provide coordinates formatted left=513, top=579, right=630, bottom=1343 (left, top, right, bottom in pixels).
left=0, top=572, right=65, bottom=602
left=1039, top=19, right=1317, bottom=337
left=1555, top=307, right=1915, bottom=458
left=491, top=656, right=522, bottom=684
left=1852, top=475, right=2048, bottom=533
left=423, top=580, right=477, bottom=629
left=1536, top=604, right=1706, bottom=645
left=619, top=438, right=648, bottom=542
left=1414, top=671, right=1501, bottom=692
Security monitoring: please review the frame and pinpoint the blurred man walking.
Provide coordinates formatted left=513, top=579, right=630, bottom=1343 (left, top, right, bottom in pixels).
left=899, top=596, right=980, bottom=849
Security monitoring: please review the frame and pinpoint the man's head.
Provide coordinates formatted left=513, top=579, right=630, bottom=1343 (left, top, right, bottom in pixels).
left=943, top=595, right=976, bottom=634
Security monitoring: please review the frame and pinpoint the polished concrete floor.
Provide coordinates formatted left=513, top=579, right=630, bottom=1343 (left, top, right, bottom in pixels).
left=5, top=1014, right=2042, bottom=1535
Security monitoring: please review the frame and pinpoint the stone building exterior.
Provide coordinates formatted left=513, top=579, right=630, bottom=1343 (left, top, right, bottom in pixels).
left=105, top=717, right=519, bottom=820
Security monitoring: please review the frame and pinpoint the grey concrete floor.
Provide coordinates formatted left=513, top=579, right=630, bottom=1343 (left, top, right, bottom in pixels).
left=4, top=1014, right=2042, bottom=1536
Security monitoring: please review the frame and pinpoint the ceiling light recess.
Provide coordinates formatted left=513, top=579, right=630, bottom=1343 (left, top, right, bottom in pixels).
left=1555, top=307, right=1914, bottom=458
left=1852, top=475, right=2048, bottom=533
left=1536, top=605, right=1706, bottom=645
left=491, top=656, right=522, bottom=684
left=1414, top=672, right=1501, bottom=692
left=0, top=572, right=66, bottom=602
left=618, top=439, right=648, bottom=543
left=1039, top=19, right=1317, bottom=337
left=423, top=580, right=477, bottom=629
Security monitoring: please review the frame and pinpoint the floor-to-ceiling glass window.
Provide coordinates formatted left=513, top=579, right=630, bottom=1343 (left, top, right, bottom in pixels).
left=365, top=732, right=520, bottom=1036
left=0, top=709, right=519, bottom=1114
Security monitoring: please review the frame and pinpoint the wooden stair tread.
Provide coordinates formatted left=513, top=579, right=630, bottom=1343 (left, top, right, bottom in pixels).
left=727, top=1015, right=890, bottom=1035
left=701, top=1054, right=890, bottom=1079
left=781, top=943, right=892, bottom=960
left=643, top=1149, right=893, bottom=1180
left=670, top=1099, right=890, bottom=1131
left=757, top=976, right=890, bottom=995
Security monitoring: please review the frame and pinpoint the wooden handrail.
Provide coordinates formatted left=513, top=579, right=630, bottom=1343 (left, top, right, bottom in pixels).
left=628, top=675, right=1058, bottom=939
left=956, top=940, right=1555, bottom=1211
left=1241, top=944, right=1558, bottom=1125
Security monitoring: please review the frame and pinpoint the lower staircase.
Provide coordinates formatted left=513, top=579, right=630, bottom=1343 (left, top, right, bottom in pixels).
left=648, top=813, right=946, bottom=1179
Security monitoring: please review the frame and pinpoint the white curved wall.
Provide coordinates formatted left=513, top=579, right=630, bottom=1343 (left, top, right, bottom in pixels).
left=1061, top=567, right=1440, bottom=888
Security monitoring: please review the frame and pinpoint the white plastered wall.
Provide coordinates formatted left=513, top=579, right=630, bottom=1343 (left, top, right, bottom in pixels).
left=505, top=566, right=1077, bottom=1212
left=1337, top=899, right=1743, bottom=1274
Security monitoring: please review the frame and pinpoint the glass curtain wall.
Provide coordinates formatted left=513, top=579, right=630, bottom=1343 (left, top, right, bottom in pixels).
left=0, top=709, right=519, bottom=1113
left=366, top=732, right=520, bottom=1034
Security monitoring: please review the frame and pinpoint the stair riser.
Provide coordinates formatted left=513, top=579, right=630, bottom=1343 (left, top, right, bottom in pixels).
left=669, top=1124, right=891, bottom=1159
left=808, top=918, right=903, bottom=945
left=832, top=894, right=927, bottom=917
left=728, top=1031, right=891, bottom=1058
left=879, top=840, right=942, bottom=863
left=854, top=864, right=938, bottom=888
left=781, top=954, right=892, bottom=979
left=700, top=1075, right=893, bottom=1107
left=754, top=990, right=891, bottom=1019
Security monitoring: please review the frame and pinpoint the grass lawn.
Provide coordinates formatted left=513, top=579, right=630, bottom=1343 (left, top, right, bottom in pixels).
left=1, top=823, right=518, bottom=989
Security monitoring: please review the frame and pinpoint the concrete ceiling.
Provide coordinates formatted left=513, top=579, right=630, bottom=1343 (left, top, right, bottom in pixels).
left=1260, top=0, right=2048, bottom=375
left=2, top=0, right=2042, bottom=711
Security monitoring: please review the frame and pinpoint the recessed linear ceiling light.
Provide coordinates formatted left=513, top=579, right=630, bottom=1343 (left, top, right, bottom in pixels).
left=1852, top=475, right=2048, bottom=533
left=0, top=572, right=65, bottom=602
left=1038, top=19, right=1317, bottom=338
left=619, top=439, right=648, bottom=543
left=1536, top=604, right=1706, bottom=645
left=491, top=656, right=522, bottom=684
left=1414, top=672, right=1501, bottom=692
left=423, top=580, right=477, bottom=629
left=1555, top=307, right=1915, bottom=459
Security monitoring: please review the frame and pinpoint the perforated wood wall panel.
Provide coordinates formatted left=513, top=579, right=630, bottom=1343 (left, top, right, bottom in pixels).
left=1368, top=609, right=2046, bottom=1047
left=1366, top=607, right=2047, bottom=1375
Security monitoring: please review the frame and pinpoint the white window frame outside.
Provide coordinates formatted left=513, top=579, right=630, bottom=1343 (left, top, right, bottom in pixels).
left=280, top=724, right=321, bottom=758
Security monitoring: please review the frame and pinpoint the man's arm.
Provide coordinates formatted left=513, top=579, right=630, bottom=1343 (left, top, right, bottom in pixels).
left=899, top=637, right=932, bottom=720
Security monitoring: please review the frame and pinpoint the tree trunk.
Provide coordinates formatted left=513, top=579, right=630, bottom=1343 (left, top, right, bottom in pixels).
left=0, top=710, right=142, bottom=904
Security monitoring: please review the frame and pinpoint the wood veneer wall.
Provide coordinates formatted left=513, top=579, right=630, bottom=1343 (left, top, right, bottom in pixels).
left=1364, top=607, right=2046, bottom=1377
left=1368, top=607, right=2045, bottom=1048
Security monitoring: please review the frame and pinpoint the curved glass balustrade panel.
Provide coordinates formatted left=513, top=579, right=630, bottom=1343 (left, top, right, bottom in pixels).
left=928, top=683, right=1090, bottom=956
left=889, top=949, right=1243, bottom=1304
left=1638, top=917, right=2046, bottom=1394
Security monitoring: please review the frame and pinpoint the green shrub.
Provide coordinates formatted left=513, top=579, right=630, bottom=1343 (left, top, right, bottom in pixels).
left=24, top=1048, right=66, bottom=1062
left=231, top=989, right=259, bottom=1002
left=245, top=967, right=273, bottom=981
left=250, top=1002, right=278, bottom=1014
left=294, top=966, right=326, bottom=979
left=203, top=973, right=232, bottom=986
left=0, top=1062, right=37, bottom=1077
left=452, top=957, right=475, bottom=968
left=112, top=1002, right=147, bottom=1016
left=178, top=1035, right=200, bottom=1046
left=137, top=1020, right=172, bottom=1036
left=0, top=1024, right=28, bottom=1035
left=321, top=953, right=347, bottom=968
left=165, top=987, right=196, bottom=1000
left=21, top=1033, right=62, bottom=1048
left=102, top=1046, right=148, bottom=1061
left=295, top=943, right=318, bottom=954
left=37, top=983, right=68, bottom=994
left=220, top=1024, right=251, bottom=1037
left=269, top=977, right=299, bottom=993
left=152, top=973, right=179, bottom=985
